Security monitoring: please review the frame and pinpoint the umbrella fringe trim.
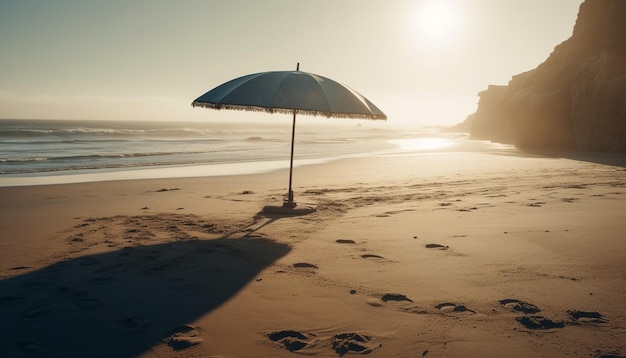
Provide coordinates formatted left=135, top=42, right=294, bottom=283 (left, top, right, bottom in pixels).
left=191, top=102, right=386, bottom=120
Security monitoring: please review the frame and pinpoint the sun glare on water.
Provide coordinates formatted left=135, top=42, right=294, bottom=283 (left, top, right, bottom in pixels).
left=413, top=0, right=462, bottom=48
left=389, top=138, right=457, bottom=152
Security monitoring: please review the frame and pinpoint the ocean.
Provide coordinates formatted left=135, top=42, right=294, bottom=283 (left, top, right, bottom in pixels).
left=0, top=118, right=475, bottom=187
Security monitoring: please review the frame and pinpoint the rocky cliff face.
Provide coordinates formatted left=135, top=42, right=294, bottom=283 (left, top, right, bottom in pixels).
left=468, top=0, right=626, bottom=152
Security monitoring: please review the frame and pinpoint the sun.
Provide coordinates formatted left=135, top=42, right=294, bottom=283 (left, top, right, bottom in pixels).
left=413, top=1, right=462, bottom=47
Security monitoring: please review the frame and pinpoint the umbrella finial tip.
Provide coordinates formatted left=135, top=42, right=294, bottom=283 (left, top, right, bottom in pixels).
left=296, top=62, right=299, bottom=71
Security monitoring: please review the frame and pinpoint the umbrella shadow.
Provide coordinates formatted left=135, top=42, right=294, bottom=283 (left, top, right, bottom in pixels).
left=245, top=205, right=316, bottom=235
left=0, top=236, right=290, bottom=357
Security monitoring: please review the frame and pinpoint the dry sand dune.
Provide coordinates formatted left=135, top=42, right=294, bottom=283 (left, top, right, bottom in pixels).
left=1, top=151, right=625, bottom=357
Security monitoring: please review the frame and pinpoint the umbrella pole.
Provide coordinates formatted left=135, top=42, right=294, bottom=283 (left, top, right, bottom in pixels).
left=285, top=111, right=297, bottom=208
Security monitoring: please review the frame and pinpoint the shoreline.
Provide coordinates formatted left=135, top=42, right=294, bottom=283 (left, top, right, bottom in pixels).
left=0, top=136, right=514, bottom=188
left=0, top=157, right=334, bottom=188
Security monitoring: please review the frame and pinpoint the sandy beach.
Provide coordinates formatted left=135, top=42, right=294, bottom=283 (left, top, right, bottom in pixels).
left=1, top=150, right=625, bottom=357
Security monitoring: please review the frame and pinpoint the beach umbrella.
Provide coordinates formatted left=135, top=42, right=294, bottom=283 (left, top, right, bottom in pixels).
left=192, top=63, right=386, bottom=211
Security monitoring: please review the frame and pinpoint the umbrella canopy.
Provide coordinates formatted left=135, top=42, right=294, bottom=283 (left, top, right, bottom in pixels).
left=192, top=70, right=386, bottom=120
left=192, top=66, right=386, bottom=211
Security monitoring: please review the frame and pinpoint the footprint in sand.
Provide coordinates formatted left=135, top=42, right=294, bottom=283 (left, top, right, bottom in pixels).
left=163, top=324, right=204, bottom=350
left=268, top=330, right=381, bottom=355
left=499, top=298, right=541, bottom=314
left=527, top=201, right=545, bottom=207
left=293, top=262, right=318, bottom=269
left=435, top=302, right=476, bottom=314
left=336, top=239, right=356, bottom=244
left=361, top=254, right=384, bottom=259
left=425, top=244, right=449, bottom=250
left=9, top=266, right=30, bottom=271
left=516, top=316, right=564, bottom=330
left=268, top=330, right=314, bottom=352
left=68, top=237, right=84, bottom=244
left=568, top=310, right=607, bottom=324
left=332, top=333, right=380, bottom=355
left=381, top=293, right=413, bottom=303
left=155, top=188, right=180, bottom=192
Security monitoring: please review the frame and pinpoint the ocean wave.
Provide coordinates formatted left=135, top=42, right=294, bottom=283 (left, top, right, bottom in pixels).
left=0, top=125, right=284, bottom=140
left=57, top=151, right=210, bottom=162
left=0, top=161, right=188, bottom=175
left=245, top=136, right=282, bottom=142
left=0, top=157, right=48, bottom=163
left=0, top=125, right=219, bottom=139
left=0, top=143, right=285, bottom=170
left=0, top=128, right=135, bottom=137
left=0, top=151, right=206, bottom=165
left=0, top=138, right=229, bottom=148
left=0, top=154, right=281, bottom=175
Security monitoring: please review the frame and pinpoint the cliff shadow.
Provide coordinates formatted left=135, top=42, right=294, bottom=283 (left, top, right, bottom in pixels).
left=519, top=148, right=626, bottom=168
left=0, top=235, right=290, bottom=357
left=478, top=142, right=626, bottom=168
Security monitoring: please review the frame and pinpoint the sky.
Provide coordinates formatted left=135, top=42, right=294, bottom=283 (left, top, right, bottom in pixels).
left=0, top=0, right=583, bottom=127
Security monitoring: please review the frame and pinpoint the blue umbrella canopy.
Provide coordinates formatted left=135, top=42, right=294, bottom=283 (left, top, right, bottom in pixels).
left=192, top=70, right=387, bottom=120
left=192, top=66, right=386, bottom=211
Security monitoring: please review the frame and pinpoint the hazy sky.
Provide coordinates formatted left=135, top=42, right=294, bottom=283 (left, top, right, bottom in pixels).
left=0, top=0, right=583, bottom=126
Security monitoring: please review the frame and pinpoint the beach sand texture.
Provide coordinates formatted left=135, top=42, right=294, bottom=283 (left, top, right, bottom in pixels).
left=1, top=152, right=625, bottom=357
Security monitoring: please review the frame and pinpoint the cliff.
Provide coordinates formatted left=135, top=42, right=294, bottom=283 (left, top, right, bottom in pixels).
left=468, top=0, right=626, bottom=152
